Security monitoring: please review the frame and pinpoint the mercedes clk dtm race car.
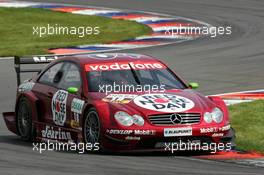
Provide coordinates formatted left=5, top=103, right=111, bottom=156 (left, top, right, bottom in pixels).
left=3, top=53, right=234, bottom=152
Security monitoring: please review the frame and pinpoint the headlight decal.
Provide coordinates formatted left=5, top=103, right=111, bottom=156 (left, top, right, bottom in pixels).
left=203, top=112, right=213, bottom=123
left=203, top=107, right=224, bottom=124
left=114, top=111, right=134, bottom=126
left=132, top=115, right=145, bottom=126
left=114, top=111, right=145, bottom=126
left=211, top=107, right=224, bottom=123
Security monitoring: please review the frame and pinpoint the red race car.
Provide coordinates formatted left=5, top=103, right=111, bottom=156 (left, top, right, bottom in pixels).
left=3, top=53, right=234, bottom=152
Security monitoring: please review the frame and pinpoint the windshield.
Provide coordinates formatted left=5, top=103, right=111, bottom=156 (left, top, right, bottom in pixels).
left=87, top=68, right=186, bottom=92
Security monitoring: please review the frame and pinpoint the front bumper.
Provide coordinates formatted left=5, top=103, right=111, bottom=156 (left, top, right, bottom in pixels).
left=102, top=124, right=232, bottom=151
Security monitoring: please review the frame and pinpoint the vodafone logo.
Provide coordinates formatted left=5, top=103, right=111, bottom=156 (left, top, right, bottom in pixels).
left=85, top=61, right=165, bottom=71
left=133, top=94, right=195, bottom=112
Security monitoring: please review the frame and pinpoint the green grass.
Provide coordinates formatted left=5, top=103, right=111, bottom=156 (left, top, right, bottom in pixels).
left=0, top=7, right=152, bottom=56
left=229, top=100, right=264, bottom=153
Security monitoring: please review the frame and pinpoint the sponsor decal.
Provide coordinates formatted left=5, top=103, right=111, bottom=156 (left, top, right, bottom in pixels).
left=125, top=136, right=141, bottom=141
left=41, top=125, right=72, bottom=140
left=88, top=53, right=118, bottom=60
left=85, top=61, right=165, bottom=71
left=71, top=98, right=84, bottom=129
left=18, top=82, right=35, bottom=92
left=88, top=53, right=142, bottom=60
left=71, top=98, right=84, bottom=114
left=220, top=124, right=231, bottom=131
left=200, top=125, right=230, bottom=134
left=106, top=129, right=156, bottom=136
left=70, top=118, right=80, bottom=129
left=164, top=127, right=192, bottom=137
left=106, top=129, right=133, bottom=135
left=133, top=94, right=195, bottom=112
left=52, top=90, right=68, bottom=126
left=200, top=127, right=218, bottom=134
left=134, top=130, right=156, bottom=135
left=212, top=133, right=224, bottom=137
left=102, top=94, right=138, bottom=104
left=33, top=56, right=58, bottom=62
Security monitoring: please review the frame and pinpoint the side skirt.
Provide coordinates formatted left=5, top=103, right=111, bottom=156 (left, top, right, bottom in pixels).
left=2, top=112, right=18, bottom=135
left=34, top=121, right=83, bottom=144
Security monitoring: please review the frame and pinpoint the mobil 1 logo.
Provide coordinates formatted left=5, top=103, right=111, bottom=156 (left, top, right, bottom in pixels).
left=133, top=94, right=195, bottom=112
left=52, top=90, right=68, bottom=126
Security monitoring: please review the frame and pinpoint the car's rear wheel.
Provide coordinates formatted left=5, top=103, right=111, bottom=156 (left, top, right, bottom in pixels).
left=83, top=108, right=101, bottom=151
left=17, top=97, right=33, bottom=141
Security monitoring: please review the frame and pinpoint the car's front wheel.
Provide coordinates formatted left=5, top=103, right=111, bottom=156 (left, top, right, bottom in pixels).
left=83, top=108, right=101, bottom=151
left=17, top=97, right=33, bottom=141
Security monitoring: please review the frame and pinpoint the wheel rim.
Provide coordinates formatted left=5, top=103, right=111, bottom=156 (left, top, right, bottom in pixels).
left=84, top=111, right=100, bottom=144
left=17, top=102, right=30, bottom=137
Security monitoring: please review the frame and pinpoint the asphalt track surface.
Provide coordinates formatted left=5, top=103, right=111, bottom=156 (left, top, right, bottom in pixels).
left=1, top=0, right=264, bottom=174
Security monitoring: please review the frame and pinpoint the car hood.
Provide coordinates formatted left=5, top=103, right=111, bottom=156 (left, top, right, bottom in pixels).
left=90, top=89, right=216, bottom=117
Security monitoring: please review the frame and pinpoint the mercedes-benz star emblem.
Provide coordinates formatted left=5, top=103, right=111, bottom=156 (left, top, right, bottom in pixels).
left=170, top=114, right=182, bottom=124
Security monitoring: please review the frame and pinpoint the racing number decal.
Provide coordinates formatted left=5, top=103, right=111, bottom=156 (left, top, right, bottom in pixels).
left=70, top=98, right=85, bottom=129
left=52, top=90, right=68, bottom=126
left=133, top=94, right=195, bottom=112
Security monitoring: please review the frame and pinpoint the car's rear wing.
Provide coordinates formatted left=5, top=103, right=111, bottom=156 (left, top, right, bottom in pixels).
left=14, top=55, right=58, bottom=86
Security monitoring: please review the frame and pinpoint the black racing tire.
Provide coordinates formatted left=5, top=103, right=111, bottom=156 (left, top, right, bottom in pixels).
left=83, top=108, right=101, bottom=152
left=17, top=97, right=34, bottom=141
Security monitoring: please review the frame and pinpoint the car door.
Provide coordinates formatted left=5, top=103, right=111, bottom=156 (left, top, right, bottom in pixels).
left=33, top=62, right=64, bottom=122
left=49, top=62, right=83, bottom=129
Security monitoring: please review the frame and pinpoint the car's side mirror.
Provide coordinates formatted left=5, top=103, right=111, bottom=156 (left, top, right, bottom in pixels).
left=67, top=87, right=78, bottom=94
left=188, top=82, right=199, bottom=89
left=53, top=71, right=63, bottom=83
